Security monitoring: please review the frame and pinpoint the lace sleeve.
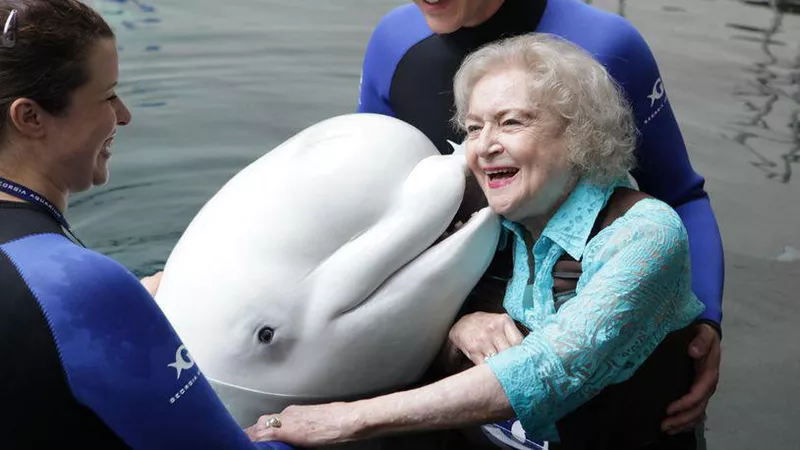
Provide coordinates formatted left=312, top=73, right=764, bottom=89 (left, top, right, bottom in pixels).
left=487, top=200, right=704, bottom=437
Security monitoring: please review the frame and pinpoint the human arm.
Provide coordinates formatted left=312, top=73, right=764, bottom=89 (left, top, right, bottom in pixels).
left=439, top=311, right=525, bottom=369
left=85, top=274, right=288, bottom=449
left=605, top=24, right=724, bottom=431
left=488, top=203, right=704, bottom=439
left=140, top=270, right=162, bottom=297
left=606, top=21, right=724, bottom=328
left=247, top=363, right=514, bottom=446
left=74, top=265, right=290, bottom=448
left=1, top=234, right=288, bottom=449
left=437, top=255, right=583, bottom=373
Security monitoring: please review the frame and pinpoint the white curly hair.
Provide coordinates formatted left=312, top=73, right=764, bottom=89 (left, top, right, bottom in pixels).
left=452, top=33, right=638, bottom=184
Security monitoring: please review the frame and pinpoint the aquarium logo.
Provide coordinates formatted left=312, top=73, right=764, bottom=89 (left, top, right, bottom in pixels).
left=644, top=78, right=667, bottom=125
left=168, top=345, right=200, bottom=405
left=647, top=78, right=665, bottom=107
left=168, top=344, right=195, bottom=379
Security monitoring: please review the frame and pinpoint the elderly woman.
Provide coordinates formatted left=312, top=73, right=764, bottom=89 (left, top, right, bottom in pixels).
left=250, top=34, right=705, bottom=449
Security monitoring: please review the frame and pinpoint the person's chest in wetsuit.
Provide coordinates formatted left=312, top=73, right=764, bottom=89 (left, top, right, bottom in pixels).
left=386, top=0, right=547, bottom=155
left=388, top=39, right=468, bottom=155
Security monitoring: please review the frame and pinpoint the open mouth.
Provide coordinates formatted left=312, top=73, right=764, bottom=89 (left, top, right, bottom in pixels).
left=432, top=216, right=469, bottom=247
left=420, top=0, right=446, bottom=9
left=484, top=167, right=519, bottom=188
left=100, top=135, right=115, bottom=157
left=432, top=179, right=490, bottom=246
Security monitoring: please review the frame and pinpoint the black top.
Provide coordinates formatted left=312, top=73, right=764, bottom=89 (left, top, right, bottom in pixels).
left=389, top=0, right=547, bottom=155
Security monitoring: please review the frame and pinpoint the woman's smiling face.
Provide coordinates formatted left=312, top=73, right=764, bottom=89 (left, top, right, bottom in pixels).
left=44, top=38, right=131, bottom=192
left=465, top=68, right=576, bottom=223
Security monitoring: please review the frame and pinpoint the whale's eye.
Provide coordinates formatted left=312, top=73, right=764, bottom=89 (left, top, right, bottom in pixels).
left=257, top=327, right=275, bottom=344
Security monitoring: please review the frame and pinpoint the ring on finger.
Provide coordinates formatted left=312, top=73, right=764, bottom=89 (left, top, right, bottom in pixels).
left=266, top=416, right=282, bottom=429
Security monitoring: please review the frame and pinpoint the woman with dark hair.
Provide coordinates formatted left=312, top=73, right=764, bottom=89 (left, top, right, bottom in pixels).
left=0, top=1, right=287, bottom=448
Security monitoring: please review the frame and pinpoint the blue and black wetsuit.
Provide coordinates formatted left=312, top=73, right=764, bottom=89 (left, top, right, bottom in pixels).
left=0, top=201, right=289, bottom=449
left=357, top=0, right=724, bottom=329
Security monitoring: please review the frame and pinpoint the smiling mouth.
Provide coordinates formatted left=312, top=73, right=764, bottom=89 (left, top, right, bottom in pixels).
left=484, top=168, right=519, bottom=187
left=101, top=135, right=115, bottom=156
left=423, top=0, right=441, bottom=4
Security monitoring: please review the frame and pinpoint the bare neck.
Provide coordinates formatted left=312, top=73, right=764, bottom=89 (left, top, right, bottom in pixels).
left=0, top=149, right=69, bottom=214
left=518, top=178, right=578, bottom=241
left=519, top=214, right=550, bottom=241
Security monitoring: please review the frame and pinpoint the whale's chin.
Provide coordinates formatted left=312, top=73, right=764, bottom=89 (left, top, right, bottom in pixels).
left=208, top=377, right=391, bottom=428
left=210, top=377, right=308, bottom=427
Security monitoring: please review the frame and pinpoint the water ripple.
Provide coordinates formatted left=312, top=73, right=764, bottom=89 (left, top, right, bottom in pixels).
left=89, top=0, right=167, bottom=108
left=726, top=0, right=800, bottom=183
left=71, top=181, right=154, bottom=208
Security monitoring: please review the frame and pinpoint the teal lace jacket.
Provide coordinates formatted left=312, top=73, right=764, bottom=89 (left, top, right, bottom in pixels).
left=486, top=178, right=705, bottom=441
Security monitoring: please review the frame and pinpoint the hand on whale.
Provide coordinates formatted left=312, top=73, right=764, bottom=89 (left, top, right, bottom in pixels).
left=154, top=114, right=501, bottom=426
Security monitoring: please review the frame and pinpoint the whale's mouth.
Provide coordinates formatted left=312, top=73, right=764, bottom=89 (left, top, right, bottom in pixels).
left=311, top=157, right=497, bottom=323
left=432, top=177, right=488, bottom=247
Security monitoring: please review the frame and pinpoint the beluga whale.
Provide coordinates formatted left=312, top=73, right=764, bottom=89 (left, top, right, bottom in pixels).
left=154, top=113, right=501, bottom=426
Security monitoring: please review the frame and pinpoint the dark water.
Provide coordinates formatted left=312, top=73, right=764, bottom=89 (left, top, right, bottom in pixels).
left=728, top=1, right=800, bottom=183
left=74, top=0, right=405, bottom=275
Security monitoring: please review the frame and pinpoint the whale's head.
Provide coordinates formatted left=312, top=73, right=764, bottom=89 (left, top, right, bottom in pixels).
left=154, top=114, right=500, bottom=423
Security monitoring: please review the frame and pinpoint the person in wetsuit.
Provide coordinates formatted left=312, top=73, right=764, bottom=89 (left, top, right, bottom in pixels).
left=357, top=0, right=722, bottom=441
left=249, top=33, right=704, bottom=449
left=0, top=1, right=290, bottom=448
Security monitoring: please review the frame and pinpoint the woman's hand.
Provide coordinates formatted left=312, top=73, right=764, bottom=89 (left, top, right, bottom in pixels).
left=246, top=365, right=514, bottom=445
left=245, top=402, right=363, bottom=446
left=448, top=311, right=524, bottom=365
left=139, top=271, right=163, bottom=297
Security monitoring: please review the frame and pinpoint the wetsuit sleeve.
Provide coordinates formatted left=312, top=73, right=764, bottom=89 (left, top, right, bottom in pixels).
left=604, top=24, right=724, bottom=328
left=357, top=14, right=397, bottom=116
left=1, top=234, right=290, bottom=450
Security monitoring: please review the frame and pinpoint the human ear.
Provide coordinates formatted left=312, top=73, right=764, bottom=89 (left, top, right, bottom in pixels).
left=8, top=98, right=46, bottom=139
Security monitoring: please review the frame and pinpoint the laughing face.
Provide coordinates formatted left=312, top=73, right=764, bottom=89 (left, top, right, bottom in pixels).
left=45, top=37, right=131, bottom=193
left=465, top=68, right=576, bottom=224
left=413, top=0, right=505, bottom=34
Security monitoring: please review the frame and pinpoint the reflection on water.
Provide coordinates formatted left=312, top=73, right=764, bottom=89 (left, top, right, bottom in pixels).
left=726, top=0, right=799, bottom=183
left=743, top=0, right=800, bottom=14
left=87, top=0, right=166, bottom=108
left=78, top=0, right=400, bottom=275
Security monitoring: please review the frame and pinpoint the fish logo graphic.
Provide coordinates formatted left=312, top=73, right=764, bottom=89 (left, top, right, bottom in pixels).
left=647, top=78, right=665, bottom=107
left=167, top=344, right=195, bottom=379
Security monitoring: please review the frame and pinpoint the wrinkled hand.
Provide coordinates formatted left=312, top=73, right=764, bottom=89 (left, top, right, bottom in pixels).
left=662, top=323, right=721, bottom=435
left=245, top=403, right=362, bottom=446
left=448, top=312, right=524, bottom=366
left=140, top=271, right=163, bottom=297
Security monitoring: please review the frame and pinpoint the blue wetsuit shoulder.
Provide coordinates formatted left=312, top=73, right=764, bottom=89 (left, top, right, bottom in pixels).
left=1, top=232, right=289, bottom=449
left=540, top=0, right=724, bottom=324
left=357, top=4, right=432, bottom=116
